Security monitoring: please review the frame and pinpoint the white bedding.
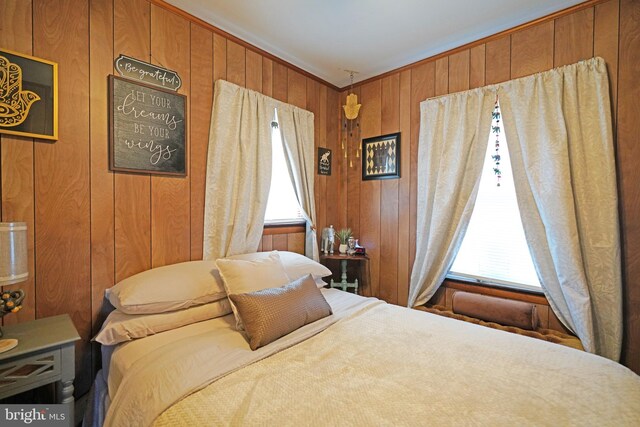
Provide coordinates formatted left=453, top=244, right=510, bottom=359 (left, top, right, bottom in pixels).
left=104, top=289, right=377, bottom=427
left=102, top=290, right=640, bottom=426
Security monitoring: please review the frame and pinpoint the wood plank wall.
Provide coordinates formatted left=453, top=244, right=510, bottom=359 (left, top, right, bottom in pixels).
left=0, top=0, right=339, bottom=395
left=340, top=0, right=640, bottom=372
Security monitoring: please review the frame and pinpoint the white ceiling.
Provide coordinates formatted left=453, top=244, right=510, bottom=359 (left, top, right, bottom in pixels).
left=166, top=0, right=584, bottom=88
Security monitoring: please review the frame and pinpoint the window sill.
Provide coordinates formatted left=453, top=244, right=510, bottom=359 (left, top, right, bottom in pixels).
left=263, top=222, right=306, bottom=235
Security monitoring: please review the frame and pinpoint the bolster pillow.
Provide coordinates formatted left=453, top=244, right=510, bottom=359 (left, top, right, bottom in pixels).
left=451, top=291, right=539, bottom=330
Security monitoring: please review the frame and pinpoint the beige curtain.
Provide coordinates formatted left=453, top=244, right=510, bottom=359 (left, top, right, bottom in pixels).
left=408, top=90, right=495, bottom=307
left=278, top=104, right=319, bottom=261
left=499, top=57, right=621, bottom=360
left=203, top=80, right=275, bottom=260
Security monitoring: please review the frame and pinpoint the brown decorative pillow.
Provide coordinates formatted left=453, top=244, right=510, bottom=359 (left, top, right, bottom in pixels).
left=229, top=274, right=333, bottom=350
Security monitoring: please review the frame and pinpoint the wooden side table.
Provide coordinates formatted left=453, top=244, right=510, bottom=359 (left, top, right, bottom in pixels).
left=0, top=314, right=80, bottom=421
left=320, top=254, right=370, bottom=295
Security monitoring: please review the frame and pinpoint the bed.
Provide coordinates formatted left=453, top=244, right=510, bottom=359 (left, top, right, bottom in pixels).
left=86, top=251, right=640, bottom=427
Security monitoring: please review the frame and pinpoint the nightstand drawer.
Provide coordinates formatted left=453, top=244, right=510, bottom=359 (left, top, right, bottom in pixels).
left=0, top=349, right=61, bottom=399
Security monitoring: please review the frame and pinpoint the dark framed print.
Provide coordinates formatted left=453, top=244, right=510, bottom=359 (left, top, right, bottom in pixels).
left=318, top=147, right=332, bottom=176
left=0, top=49, right=58, bottom=140
left=109, top=75, right=187, bottom=176
left=362, top=132, right=400, bottom=180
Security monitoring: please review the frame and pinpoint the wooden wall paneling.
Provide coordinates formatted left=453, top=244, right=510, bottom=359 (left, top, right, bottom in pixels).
left=397, top=70, right=412, bottom=306
left=272, top=62, right=288, bottom=102
left=226, top=40, right=246, bottom=87
left=554, top=7, right=594, bottom=66
left=33, top=0, right=92, bottom=395
left=618, top=0, right=640, bottom=373
left=150, top=6, right=191, bottom=268
left=594, top=0, right=620, bottom=129
left=318, top=85, right=329, bottom=241
left=359, top=80, right=382, bottom=297
left=325, top=88, right=344, bottom=231
left=287, top=70, right=307, bottom=109
left=261, top=234, right=273, bottom=251
left=262, top=57, right=273, bottom=97
left=511, top=21, right=555, bottom=78
left=485, top=36, right=511, bottom=85
left=287, top=232, right=305, bottom=254
left=448, top=50, right=470, bottom=93
left=89, top=0, right=114, bottom=340
left=409, top=62, right=435, bottom=283
left=469, top=44, right=486, bottom=89
left=0, top=0, right=36, bottom=325
left=213, top=33, right=227, bottom=82
left=245, top=49, right=262, bottom=92
left=435, top=57, right=449, bottom=96
left=345, top=89, right=361, bottom=248
left=308, top=81, right=326, bottom=243
left=272, top=234, right=288, bottom=251
left=113, top=0, right=151, bottom=282
left=189, top=24, right=213, bottom=261
left=379, top=73, right=400, bottom=304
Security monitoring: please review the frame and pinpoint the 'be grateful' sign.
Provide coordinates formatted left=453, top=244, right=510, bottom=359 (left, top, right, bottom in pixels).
left=109, top=75, right=187, bottom=175
left=115, top=54, right=182, bottom=91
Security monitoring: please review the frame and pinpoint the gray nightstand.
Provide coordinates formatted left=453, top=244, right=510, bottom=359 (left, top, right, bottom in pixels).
left=0, top=314, right=80, bottom=421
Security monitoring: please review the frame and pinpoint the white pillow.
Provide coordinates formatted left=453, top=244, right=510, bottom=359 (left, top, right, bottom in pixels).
left=228, top=251, right=331, bottom=287
left=216, top=252, right=291, bottom=330
left=106, top=260, right=227, bottom=314
left=94, top=299, right=232, bottom=345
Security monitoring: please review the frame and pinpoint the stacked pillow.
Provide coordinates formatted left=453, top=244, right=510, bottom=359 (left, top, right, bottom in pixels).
left=95, top=251, right=332, bottom=347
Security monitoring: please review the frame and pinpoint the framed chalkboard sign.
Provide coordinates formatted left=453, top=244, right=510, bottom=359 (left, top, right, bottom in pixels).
left=109, top=75, right=187, bottom=175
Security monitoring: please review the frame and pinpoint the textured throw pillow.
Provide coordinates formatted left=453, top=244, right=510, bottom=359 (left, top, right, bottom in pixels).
left=105, top=260, right=227, bottom=314
left=216, top=252, right=292, bottom=330
left=94, top=299, right=232, bottom=345
left=228, top=251, right=332, bottom=288
left=229, top=274, right=333, bottom=350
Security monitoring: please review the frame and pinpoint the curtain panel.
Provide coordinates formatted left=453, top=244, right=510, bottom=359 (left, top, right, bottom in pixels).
left=278, top=105, right=319, bottom=261
left=409, top=57, right=622, bottom=360
left=203, top=80, right=318, bottom=263
left=499, top=58, right=621, bottom=360
left=203, top=80, right=274, bottom=260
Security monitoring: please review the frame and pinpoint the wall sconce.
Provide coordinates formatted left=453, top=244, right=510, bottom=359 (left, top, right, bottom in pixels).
left=0, top=222, right=28, bottom=353
left=342, top=70, right=361, bottom=168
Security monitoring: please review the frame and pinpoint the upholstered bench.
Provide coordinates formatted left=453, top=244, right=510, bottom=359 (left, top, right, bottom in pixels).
left=417, top=291, right=583, bottom=351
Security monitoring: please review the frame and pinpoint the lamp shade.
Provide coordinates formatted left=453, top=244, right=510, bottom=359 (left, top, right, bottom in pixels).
left=0, top=222, right=28, bottom=286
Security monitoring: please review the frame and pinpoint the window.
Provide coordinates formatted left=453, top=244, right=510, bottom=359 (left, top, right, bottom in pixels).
left=264, top=116, right=305, bottom=225
left=448, top=104, right=541, bottom=292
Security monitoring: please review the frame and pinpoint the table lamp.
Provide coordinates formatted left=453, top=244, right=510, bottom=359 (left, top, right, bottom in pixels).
left=0, top=222, right=28, bottom=353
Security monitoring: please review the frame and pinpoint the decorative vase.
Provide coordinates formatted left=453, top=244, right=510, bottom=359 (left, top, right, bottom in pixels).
left=339, top=244, right=348, bottom=254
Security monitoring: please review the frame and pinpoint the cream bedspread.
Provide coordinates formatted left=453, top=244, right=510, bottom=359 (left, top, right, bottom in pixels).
left=154, top=301, right=640, bottom=427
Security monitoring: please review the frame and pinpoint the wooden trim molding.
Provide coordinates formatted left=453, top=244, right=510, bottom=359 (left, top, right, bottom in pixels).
left=262, top=223, right=306, bottom=235
left=148, top=0, right=340, bottom=91
left=348, top=0, right=608, bottom=90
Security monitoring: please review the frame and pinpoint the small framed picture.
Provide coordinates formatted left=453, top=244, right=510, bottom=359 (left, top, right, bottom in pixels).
left=318, top=147, right=332, bottom=176
left=0, top=49, right=58, bottom=140
left=362, top=132, right=400, bottom=180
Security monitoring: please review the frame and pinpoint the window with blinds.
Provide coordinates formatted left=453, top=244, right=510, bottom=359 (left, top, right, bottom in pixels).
left=264, top=120, right=305, bottom=225
left=448, top=105, right=541, bottom=292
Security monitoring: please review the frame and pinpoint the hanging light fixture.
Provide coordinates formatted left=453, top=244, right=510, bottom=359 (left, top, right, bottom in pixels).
left=342, top=71, right=361, bottom=168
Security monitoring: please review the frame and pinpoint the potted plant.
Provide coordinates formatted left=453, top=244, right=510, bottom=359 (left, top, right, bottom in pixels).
left=336, top=228, right=352, bottom=254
